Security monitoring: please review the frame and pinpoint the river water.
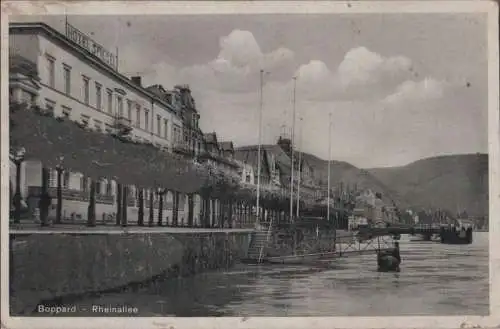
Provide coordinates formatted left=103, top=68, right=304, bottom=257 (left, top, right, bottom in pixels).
left=76, top=232, right=489, bottom=316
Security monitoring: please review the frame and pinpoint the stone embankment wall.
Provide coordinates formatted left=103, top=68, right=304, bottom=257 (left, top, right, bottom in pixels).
left=10, top=232, right=252, bottom=315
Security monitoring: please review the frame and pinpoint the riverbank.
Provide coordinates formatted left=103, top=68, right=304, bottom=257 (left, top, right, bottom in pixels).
left=9, top=223, right=255, bottom=234
left=9, top=231, right=252, bottom=315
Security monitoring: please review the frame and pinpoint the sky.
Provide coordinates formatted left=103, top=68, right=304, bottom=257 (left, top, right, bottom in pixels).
left=12, top=14, right=488, bottom=168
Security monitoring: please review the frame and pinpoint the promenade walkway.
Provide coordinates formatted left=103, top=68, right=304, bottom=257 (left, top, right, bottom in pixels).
left=9, top=223, right=256, bottom=235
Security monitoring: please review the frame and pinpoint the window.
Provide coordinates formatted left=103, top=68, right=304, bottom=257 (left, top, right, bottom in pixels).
left=63, top=171, right=70, bottom=189
left=95, top=180, right=102, bottom=195
left=157, top=115, right=161, bottom=135
left=61, top=106, right=71, bottom=118
left=107, top=89, right=113, bottom=114
left=173, top=126, right=178, bottom=142
left=127, top=100, right=132, bottom=120
left=105, top=180, right=112, bottom=196
left=192, top=113, right=198, bottom=129
left=173, top=125, right=181, bottom=143
left=135, top=105, right=141, bottom=127
left=163, top=119, right=169, bottom=139
left=95, top=82, right=102, bottom=110
left=144, top=110, right=149, bottom=131
left=45, top=99, right=55, bottom=114
left=46, top=55, right=55, bottom=88
left=82, top=75, right=90, bottom=105
left=93, top=119, right=102, bottom=132
left=48, top=170, right=56, bottom=188
left=80, top=176, right=89, bottom=192
left=63, top=64, right=71, bottom=95
left=117, top=95, right=123, bottom=117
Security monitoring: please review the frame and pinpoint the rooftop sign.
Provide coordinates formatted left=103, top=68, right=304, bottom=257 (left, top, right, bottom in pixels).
left=65, top=22, right=118, bottom=70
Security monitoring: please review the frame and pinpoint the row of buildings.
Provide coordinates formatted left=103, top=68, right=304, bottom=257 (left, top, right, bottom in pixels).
left=8, top=20, right=396, bottom=226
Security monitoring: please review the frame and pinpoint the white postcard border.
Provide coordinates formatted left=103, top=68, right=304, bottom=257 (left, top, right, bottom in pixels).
left=1, top=1, right=498, bottom=329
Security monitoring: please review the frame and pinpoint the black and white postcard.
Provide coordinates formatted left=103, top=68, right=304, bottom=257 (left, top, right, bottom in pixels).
left=1, top=1, right=499, bottom=329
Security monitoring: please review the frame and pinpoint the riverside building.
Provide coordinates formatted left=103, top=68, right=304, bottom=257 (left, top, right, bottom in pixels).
left=8, top=21, right=194, bottom=224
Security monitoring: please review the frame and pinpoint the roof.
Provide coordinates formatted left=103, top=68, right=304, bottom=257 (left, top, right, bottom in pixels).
left=204, top=132, right=218, bottom=144
left=9, top=22, right=177, bottom=115
left=235, top=144, right=294, bottom=186
left=219, top=141, right=234, bottom=152
left=9, top=54, right=39, bottom=78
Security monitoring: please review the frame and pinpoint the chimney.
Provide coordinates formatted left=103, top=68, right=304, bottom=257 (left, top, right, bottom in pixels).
left=131, top=76, right=142, bottom=87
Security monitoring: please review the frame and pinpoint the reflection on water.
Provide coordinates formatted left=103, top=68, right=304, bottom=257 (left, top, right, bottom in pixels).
left=76, top=232, right=489, bottom=316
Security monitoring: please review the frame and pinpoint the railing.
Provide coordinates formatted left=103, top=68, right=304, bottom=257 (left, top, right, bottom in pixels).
left=258, top=217, right=274, bottom=263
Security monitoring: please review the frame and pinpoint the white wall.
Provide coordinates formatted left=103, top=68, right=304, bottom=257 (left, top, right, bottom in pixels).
left=10, top=32, right=182, bottom=147
left=9, top=30, right=200, bottom=222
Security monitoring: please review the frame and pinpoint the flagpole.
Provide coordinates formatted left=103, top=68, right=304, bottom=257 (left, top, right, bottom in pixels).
left=296, top=117, right=303, bottom=218
left=256, top=69, right=269, bottom=226
left=290, top=76, right=297, bottom=222
left=327, top=112, right=332, bottom=222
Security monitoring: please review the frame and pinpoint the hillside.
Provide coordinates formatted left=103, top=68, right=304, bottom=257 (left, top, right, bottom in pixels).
left=367, top=153, right=488, bottom=217
left=235, top=144, right=408, bottom=208
left=298, top=152, right=408, bottom=207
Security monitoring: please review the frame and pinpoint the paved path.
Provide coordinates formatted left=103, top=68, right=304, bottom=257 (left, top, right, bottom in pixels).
left=9, top=223, right=256, bottom=235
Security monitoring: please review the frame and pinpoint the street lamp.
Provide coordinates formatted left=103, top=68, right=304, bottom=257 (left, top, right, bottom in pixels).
left=10, top=147, right=26, bottom=224
left=55, top=155, right=64, bottom=224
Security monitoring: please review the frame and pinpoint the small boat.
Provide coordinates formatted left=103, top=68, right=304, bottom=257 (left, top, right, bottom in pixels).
left=439, top=226, right=473, bottom=244
left=377, top=242, right=401, bottom=272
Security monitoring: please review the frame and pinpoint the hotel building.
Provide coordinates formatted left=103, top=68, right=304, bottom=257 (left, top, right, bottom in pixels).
left=8, top=21, right=200, bottom=224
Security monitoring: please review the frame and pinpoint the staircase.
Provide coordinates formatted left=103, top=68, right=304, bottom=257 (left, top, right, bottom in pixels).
left=247, top=229, right=271, bottom=262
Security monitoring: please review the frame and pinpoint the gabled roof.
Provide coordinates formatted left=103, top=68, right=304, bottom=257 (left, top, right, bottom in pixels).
left=219, top=141, right=234, bottom=152
left=234, top=144, right=293, bottom=186
left=204, top=132, right=218, bottom=144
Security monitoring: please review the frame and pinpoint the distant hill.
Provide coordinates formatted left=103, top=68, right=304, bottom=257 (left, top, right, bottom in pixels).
left=367, top=154, right=488, bottom=218
left=235, top=143, right=408, bottom=208
left=298, top=152, right=408, bottom=207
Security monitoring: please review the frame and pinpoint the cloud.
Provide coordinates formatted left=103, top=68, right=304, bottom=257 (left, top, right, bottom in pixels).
left=134, top=30, right=432, bottom=104
left=169, top=29, right=296, bottom=93
left=383, top=78, right=447, bottom=105
left=122, top=30, right=472, bottom=168
left=290, top=47, right=416, bottom=102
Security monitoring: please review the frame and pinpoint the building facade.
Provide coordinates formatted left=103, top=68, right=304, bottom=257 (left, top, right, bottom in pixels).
left=9, top=22, right=198, bottom=224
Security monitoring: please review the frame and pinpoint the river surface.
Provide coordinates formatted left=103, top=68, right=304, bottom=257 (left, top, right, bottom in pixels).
left=76, top=232, right=489, bottom=316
